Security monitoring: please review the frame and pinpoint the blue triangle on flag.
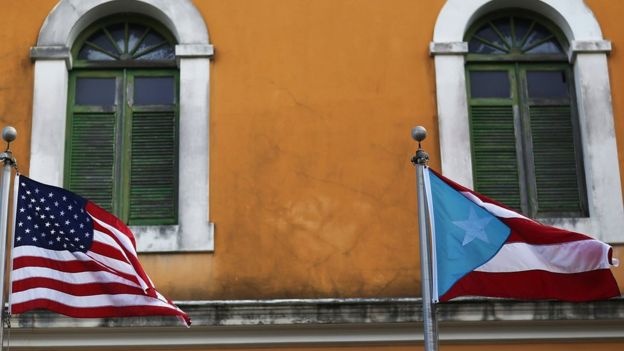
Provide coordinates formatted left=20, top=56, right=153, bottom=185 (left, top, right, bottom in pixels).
left=427, top=170, right=511, bottom=298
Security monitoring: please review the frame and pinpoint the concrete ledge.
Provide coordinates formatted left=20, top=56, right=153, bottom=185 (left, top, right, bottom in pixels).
left=12, top=297, right=624, bottom=328
left=571, top=40, right=612, bottom=53
left=429, top=42, right=468, bottom=55
left=175, top=44, right=215, bottom=58
left=6, top=298, right=624, bottom=348
left=568, top=40, right=612, bottom=61
left=29, top=46, right=72, bottom=69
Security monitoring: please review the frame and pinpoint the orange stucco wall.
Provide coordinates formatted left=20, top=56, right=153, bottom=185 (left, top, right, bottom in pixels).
left=175, top=0, right=444, bottom=299
left=588, top=0, right=624, bottom=199
left=0, top=0, right=623, bottom=301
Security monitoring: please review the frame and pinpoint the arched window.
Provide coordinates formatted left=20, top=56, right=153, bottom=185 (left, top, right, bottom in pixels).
left=465, top=12, right=587, bottom=218
left=65, top=16, right=179, bottom=225
left=30, top=0, right=213, bottom=252
left=74, top=18, right=175, bottom=63
left=431, top=0, right=623, bottom=243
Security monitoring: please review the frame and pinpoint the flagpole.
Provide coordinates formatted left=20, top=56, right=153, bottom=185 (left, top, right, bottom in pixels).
left=411, top=126, right=438, bottom=351
left=0, top=126, right=17, bottom=350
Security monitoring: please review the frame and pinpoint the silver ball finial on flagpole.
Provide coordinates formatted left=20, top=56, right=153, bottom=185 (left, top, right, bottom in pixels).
left=411, top=126, right=427, bottom=143
left=0, top=126, right=17, bottom=165
left=411, top=126, right=429, bottom=165
left=2, top=126, right=17, bottom=154
left=2, top=126, right=16, bottom=143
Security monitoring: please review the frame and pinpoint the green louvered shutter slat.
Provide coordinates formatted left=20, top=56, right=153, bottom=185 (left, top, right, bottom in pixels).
left=529, top=105, right=584, bottom=216
left=128, top=111, right=177, bottom=224
left=67, top=112, right=116, bottom=212
left=470, top=105, right=522, bottom=211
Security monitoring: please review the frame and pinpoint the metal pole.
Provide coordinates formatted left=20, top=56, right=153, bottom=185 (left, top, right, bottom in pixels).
left=0, top=126, right=17, bottom=350
left=411, top=126, right=437, bottom=351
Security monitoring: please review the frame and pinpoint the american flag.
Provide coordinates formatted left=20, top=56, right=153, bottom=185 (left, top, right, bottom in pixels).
left=10, top=175, right=190, bottom=325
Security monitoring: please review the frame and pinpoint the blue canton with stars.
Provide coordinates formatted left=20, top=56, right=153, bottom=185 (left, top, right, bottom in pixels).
left=15, top=176, right=94, bottom=253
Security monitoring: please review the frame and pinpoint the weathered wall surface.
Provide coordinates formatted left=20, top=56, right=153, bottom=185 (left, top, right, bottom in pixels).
left=0, top=1, right=53, bottom=171
left=581, top=0, right=624, bottom=294
left=143, top=0, right=445, bottom=300
left=588, top=0, right=624, bottom=202
left=0, top=0, right=445, bottom=300
left=0, top=0, right=623, bottom=300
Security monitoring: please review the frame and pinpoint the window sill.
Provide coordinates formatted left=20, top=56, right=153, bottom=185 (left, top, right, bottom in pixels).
left=130, top=222, right=214, bottom=253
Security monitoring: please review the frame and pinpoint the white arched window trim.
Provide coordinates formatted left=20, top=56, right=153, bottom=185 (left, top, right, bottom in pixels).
left=30, top=0, right=214, bottom=252
left=431, top=0, right=624, bottom=243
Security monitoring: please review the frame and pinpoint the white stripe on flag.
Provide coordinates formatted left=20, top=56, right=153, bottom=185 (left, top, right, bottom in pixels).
left=11, top=287, right=178, bottom=309
left=86, top=251, right=138, bottom=277
left=13, top=245, right=91, bottom=262
left=90, top=215, right=137, bottom=258
left=461, top=191, right=530, bottom=220
left=12, top=266, right=141, bottom=288
left=93, top=230, right=132, bottom=261
left=14, top=245, right=140, bottom=279
left=476, top=240, right=613, bottom=273
left=93, top=230, right=150, bottom=290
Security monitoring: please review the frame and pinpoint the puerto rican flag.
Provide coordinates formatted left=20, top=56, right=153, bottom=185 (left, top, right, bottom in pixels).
left=423, top=168, right=620, bottom=302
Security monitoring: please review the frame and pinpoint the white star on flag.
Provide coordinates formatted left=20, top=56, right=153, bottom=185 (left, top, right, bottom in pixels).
left=452, top=207, right=492, bottom=246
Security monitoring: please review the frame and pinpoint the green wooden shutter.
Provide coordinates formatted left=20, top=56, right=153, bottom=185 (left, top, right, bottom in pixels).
left=68, top=16, right=180, bottom=226
left=66, top=112, right=116, bottom=212
left=128, top=110, right=178, bottom=224
left=465, top=15, right=586, bottom=218
left=470, top=105, right=522, bottom=211
left=529, top=105, right=585, bottom=216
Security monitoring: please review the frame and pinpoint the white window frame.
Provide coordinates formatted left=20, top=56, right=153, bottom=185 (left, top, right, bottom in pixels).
left=29, top=0, right=214, bottom=252
left=431, top=0, right=624, bottom=243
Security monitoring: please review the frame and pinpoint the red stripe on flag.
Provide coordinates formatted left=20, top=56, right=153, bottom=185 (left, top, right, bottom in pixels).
left=12, top=277, right=145, bottom=296
left=87, top=202, right=136, bottom=249
left=14, top=256, right=102, bottom=272
left=90, top=228, right=151, bottom=291
left=90, top=241, right=132, bottom=263
left=441, top=269, right=620, bottom=302
left=13, top=256, right=141, bottom=286
left=92, top=221, right=136, bottom=260
left=504, top=218, right=592, bottom=244
left=89, top=207, right=152, bottom=290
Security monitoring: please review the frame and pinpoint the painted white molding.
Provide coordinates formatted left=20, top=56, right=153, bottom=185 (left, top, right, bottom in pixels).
left=178, top=57, right=213, bottom=250
left=36, top=0, right=210, bottom=47
left=563, top=53, right=624, bottom=243
left=571, top=40, right=612, bottom=53
left=29, top=46, right=72, bottom=68
left=175, top=44, right=215, bottom=58
left=30, top=60, right=69, bottom=188
left=429, top=42, right=468, bottom=55
left=430, top=0, right=624, bottom=242
left=432, top=0, right=604, bottom=43
left=433, top=54, right=474, bottom=188
left=30, top=0, right=214, bottom=251
left=569, top=40, right=612, bottom=61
